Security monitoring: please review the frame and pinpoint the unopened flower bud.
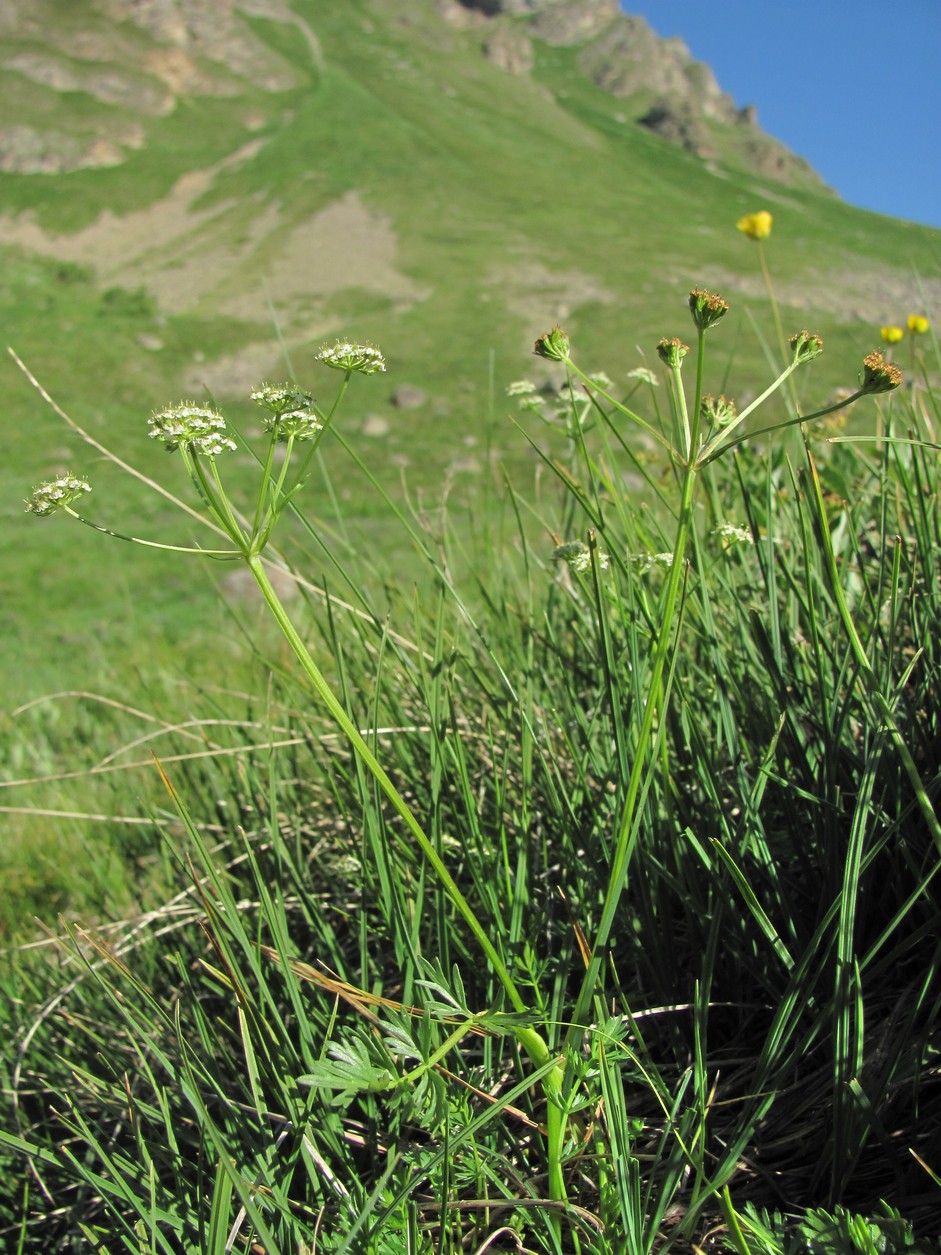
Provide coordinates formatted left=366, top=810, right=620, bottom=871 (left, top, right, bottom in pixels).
left=907, top=314, right=930, bottom=334
left=880, top=325, right=904, bottom=344
left=736, top=210, right=773, bottom=240
left=315, top=342, right=386, bottom=374
left=25, top=473, right=91, bottom=516
left=861, top=351, right=903, bottom=395
left=656, top=337, right=689, bottom=368
left=533, top=326, right=570, bottom=362
left=789, top=330, right=824, bottom=363
left=688, top=289, right=730, bottom=332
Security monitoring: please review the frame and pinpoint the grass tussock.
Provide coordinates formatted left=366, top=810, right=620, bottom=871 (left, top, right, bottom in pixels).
left=2, top=253, right=941, bottom=1252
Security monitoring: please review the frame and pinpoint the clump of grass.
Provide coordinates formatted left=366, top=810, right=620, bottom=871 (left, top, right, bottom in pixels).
left=3, top=224, right=941, bottom=1251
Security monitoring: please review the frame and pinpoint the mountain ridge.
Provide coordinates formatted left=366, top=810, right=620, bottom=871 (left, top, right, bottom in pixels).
left=0, top=0, right=936, bottom=419
left=0, top=0, right=825, bottom=192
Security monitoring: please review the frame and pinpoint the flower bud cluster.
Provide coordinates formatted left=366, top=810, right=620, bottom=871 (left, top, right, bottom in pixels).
left=788, top=330, right=824, bottom=363
left=861, top=351, right=903, bottom=395
left=25, top=473, right=91, bottom=516
left=251, top=383, right=322, bottom=441
left=148, top=404, right=237, bottom=455
left=713, top=522, right=754, bottom=548
left=631, top=551, right=674, bottom=574
left=315, top=342, right=386, bottom=374
left=656, top=337, right=689, bottom=368
left=533, top=326, right=570, bottom=362
left=688, top=289, right=730, bottom=332
left=553, top=541, right=609, bottom=574
left=700, top=394, right=737, bottom=427
left=507, top=379, right=548, bottom=414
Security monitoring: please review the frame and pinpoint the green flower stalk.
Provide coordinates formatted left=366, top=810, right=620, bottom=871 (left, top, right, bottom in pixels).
left=22, top=350, right=568, bottom=1218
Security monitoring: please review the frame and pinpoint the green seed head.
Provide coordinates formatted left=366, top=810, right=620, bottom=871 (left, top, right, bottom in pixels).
left=861, top=351, right=903, bottom=395
left=789, top=329, right=824, bottom=363
left=656, top=337, right=689, bottom=368
left=533, top=326, right=570, bottom=362
left=688, top=288, right=730, bottom=332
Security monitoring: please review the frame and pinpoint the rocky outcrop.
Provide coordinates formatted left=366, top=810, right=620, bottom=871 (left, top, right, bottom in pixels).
left=446, top=0, right=828, bottom=190
left=482, top=24, right=533, bottom=73
left=0, top=0, right=299, bottom=172
left=529, top=0, right=620, bottom=44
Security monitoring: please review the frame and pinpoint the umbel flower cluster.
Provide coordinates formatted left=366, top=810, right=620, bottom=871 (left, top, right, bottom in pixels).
left=25, top=473, right=91, bottom=516
left=25, top=340, right=390, bottom=524
left=148, top=404, right=237, bottom=455
left=250, top=384, right=322, bottom=441
left=315, top=341, right=386, bottom=374
left=553, top=540, right=610, bottom=574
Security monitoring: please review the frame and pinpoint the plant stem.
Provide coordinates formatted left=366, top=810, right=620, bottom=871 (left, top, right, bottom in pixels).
left=802, top=438, right=941, bottom=858
left=757, top=240, right=800, bottom=416
left=564, top=349, right=703, bottom=1050
left=246, top=552, right=569, bottom=1214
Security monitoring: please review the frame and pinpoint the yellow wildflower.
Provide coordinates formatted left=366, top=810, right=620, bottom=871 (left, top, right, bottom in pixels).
left=880, top=326, right=904, bottom=344
left=907, top=314, right=930, bottom=334
left=736, top=210, right=773, bottom=240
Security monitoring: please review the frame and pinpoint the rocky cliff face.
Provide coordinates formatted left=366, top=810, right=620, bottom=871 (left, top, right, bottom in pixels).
left=0, top=0, right=825, bottom=191
left=0, top=0, right=298, bottom=173
left=439, top=0, right=827, bottom=189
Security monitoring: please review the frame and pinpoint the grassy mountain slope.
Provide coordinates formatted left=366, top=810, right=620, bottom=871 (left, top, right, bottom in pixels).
left=1, top=0, right=939, bottom=700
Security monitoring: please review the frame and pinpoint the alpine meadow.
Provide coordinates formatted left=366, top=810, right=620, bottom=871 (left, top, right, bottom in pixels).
left=2, top=1, right=941, bottom=1251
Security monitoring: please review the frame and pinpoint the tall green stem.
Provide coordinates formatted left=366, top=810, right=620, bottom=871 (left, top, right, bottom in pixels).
left=245, top=553, right=568, bottom=1209
left=802, top=441, right=941, bottom=857
left=757, top=241, right=800, bottom=416
left=564, top=349, right=703, bottom=1050
left=246, top=555, right=523, bottom=1009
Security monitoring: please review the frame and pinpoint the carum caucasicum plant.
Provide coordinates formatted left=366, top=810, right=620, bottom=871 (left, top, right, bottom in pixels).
left=17, top=267, right=941, bottom=1252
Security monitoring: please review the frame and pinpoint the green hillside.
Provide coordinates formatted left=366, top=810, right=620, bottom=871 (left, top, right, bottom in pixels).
left=1, top=0, right=938, bottom=702
left=4, top=5, right=941, bottom=1246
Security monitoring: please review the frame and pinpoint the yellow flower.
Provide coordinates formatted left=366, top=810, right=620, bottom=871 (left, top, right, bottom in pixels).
left=907, top=314, right=930, bottom=334
left=736, top=210, right=773, bottom=240
left=880, top=325, right=904, bottom=344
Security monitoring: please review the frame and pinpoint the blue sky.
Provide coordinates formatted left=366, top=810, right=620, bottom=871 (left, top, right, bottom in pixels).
left=621, top=3, right=941, bottom=230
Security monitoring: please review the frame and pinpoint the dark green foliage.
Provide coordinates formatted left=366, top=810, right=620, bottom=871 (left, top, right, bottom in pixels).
left=3, top=312, right=941, bottom=1249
